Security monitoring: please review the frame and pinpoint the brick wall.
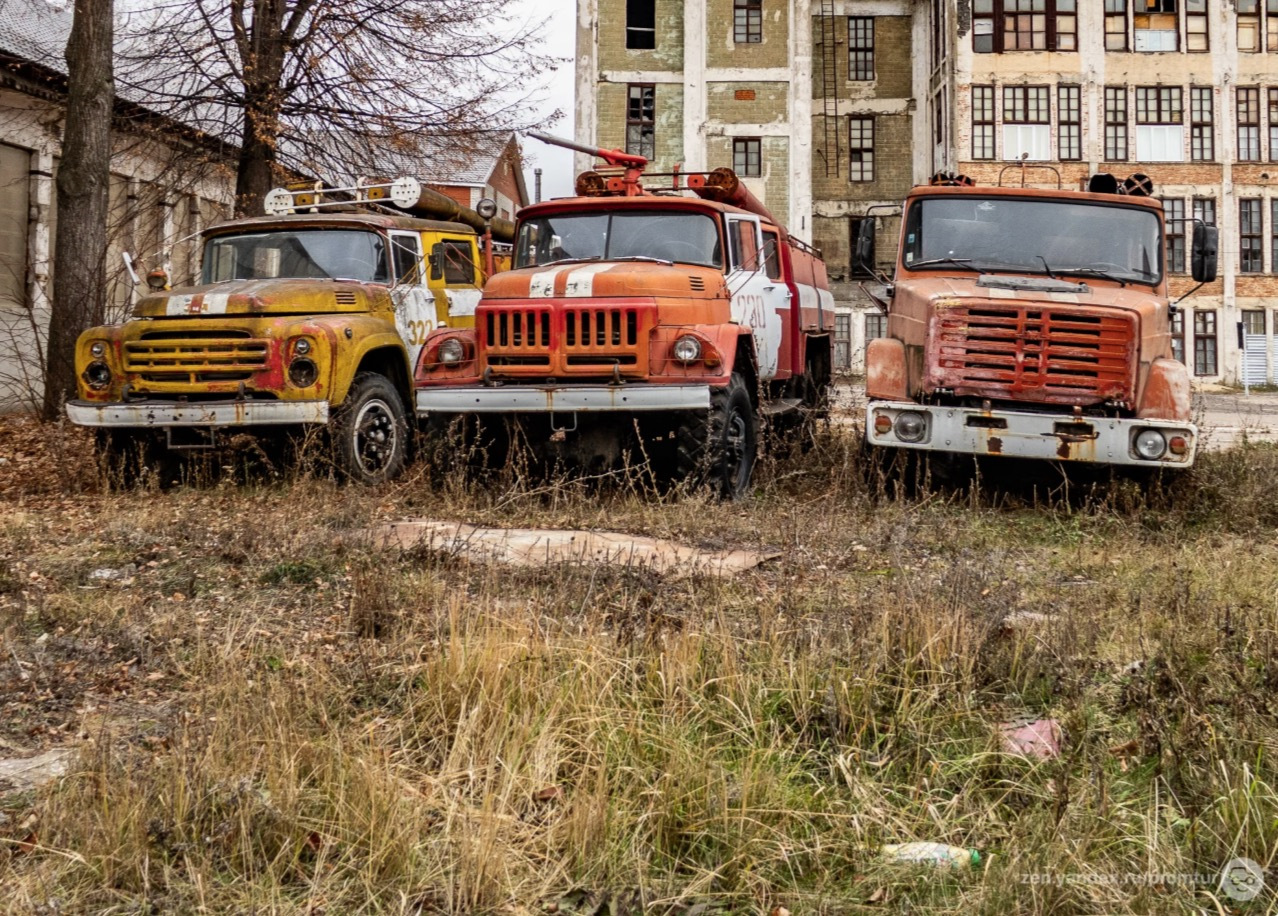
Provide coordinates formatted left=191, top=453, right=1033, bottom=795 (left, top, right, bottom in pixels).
left=706, top=135, right=790, bottom=219
left=812, top=14, right=912, bottom=100
left=811, top=112, right=913, bottom=202
left=706, top=0, right=790, bottom=69
left=597, top=0, right=684, bottom=72
left=596, top=81, right=685, bottom=172
left=707, top=82, right=788, bottom=125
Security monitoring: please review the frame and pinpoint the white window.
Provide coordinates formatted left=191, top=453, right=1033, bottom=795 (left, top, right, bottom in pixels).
left=1136, top=125, right=1185, bottom=161
left=1002, top=124, right=1051, bottom=161
left=1134, top=29, right=1178, bottom=51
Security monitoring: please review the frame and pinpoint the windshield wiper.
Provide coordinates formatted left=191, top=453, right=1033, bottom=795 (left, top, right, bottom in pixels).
left=1050, top=266, right=1133, bottom=288
left=534, top=256, right=602, bottom=268
left=608, top=255, right=674, bottom=266
left=906, top=257, right=988, bottom=274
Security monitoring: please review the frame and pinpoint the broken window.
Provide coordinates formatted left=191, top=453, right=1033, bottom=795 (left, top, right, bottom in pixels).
left=734, top=0, right=762, bottom=43
left=1186, top=0, right=1209, bottom=50
left=848, top=117, right=875, bottom=182
left=1190, top=87, right=1214, bottom=161
left=625, top=0, right=656, bottom=50
left=626, top=84, right=655, bottom=161
left=1240, top=198, right=1263, bottom=273
left=1105, top=87, right=1128, bottom=161
left=972, top=85, right=996, bottom=160
left=971, top=0, right=1074, bottom=52
left=1238, top=88, right=1261, bottom=162
left=733, top=138, right=761, bottom=177
left=1058, top=85, right=1081, bottom=161
left=1162, top=198, right=1185, bottom=273
left=1194, top=310, right=1217, bottom=376
left=1134, top=0, right=1179, bottom=51
left=1239, top=0, right=1261, bottom=50
left=848, top=17, right=874, bottom=80
left=1105, top=0, right=1128, bottom=49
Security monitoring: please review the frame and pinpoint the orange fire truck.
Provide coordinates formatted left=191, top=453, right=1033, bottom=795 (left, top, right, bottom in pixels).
left=412, top=133, right=833, bottom=497
left=859, top=170, right=1217, bottom=471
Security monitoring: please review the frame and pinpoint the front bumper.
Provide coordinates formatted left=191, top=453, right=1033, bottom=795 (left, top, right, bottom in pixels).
left=416, top=384, right=711, bottom=414
left=66, top=399, right=330, bottom=428
left=866, top=401, right=1196, bottom=467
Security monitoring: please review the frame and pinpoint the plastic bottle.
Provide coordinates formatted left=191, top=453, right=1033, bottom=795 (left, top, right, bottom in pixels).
left=881, top=843, right=982, bottom=868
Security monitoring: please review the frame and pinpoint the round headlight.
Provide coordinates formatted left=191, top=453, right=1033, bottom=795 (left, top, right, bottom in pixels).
left=294, top=338, right=312, bottom=356
left=438, top=338, right=465, bottom=365
left=1134, top=428, right=1167, bottom=460
left=672, top=335, right=702, bottom=364
left=85, top=361, right=112, bottom=390
left=90, top=340, right=106, bottom=358
left=289, top=357, right=318, bottom=388
left=893, top=411, right=927, bottom=443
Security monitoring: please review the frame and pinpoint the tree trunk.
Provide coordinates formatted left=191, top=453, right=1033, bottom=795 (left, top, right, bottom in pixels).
left=233, top=96, right=279, bottom=217
left=43, top=0, right=114, bottom=420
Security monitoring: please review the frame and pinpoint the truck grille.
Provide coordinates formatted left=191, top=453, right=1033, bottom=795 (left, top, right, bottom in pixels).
left=929, top=304, right=1136, bottom=403
left=125, top=330, right=271, bottom=383
left=480, top=304, right=654, bottom=376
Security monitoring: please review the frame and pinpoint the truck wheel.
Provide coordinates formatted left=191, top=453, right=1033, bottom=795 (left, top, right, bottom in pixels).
left=676, top=372, right=757, bottom=499
left=331, top=372, right=408, bottom=484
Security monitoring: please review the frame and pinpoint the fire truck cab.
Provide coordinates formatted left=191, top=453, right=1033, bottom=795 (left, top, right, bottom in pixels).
left=413, top=137, right=834, bottom=497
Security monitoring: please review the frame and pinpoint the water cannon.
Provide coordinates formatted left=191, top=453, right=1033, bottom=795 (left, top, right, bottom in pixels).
left=529, top=131, right=649, bottom=197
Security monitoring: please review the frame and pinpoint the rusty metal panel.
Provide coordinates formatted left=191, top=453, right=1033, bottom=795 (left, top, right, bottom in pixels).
left=927, top=303, right=1137, bottom=404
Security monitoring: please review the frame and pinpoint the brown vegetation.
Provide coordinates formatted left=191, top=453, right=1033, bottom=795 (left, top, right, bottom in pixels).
left=0, top=418, right=1276, bottom=913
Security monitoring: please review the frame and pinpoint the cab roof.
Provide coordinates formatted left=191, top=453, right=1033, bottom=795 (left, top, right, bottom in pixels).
left=906, top=183, right=1164, bottom=211
left=204, top=211, right=476, bottom=237
left=518, top=194, right=778, bottom=227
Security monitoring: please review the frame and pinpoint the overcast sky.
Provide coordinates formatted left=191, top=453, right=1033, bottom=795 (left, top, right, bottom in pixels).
left=513, top=0, right=578, bottom=202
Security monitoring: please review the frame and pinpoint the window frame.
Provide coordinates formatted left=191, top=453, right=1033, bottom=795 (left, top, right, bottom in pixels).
left=1269, top=89, right=1278, bottom=162
left=1242, top=309, right=1266, bottom=336
left=1171, top=308, right=1185, bottom=364
left=1134, top=0, right=1180, bottom=51
left=1105, top=0, right=1129, bottom=49
left=848, top=16, right=875, bottom=81
left=625, top=83, right=656, bottom=161
left=1105, top=86, right=1128, bottom=162
left=1190, top=87, right=1214, bottom=161
left=971, top=0, right=1077, bottom=53
left=972, top=85, right=996, bottom=160
left=848, top=116, right=875, bottom=183
left=1058, top=84, right=1081, bottom=161
left=1186, top=0, right=1209, bottom=51
left=734, top=0, right=762, bottom=43
left=1238, top=88, right=1261, bottom=162
left=1193, top=309, right=1218, bottom=377
left=1238, top=0, right=1261, bottom=51
left=733, top=137, right=762, bottom=178
left=1163, top=198, right=1186, bottom=274
left=625, top=0, right=656, bottom=50
left=1240, top=198, right=1263, bottom=274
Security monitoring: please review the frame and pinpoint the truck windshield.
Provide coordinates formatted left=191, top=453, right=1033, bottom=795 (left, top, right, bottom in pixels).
left=903, top=197, right=1163, bottom=285
left=201, top=230, right=390, bottom=284
left=515, top=212, right=723, bottom=269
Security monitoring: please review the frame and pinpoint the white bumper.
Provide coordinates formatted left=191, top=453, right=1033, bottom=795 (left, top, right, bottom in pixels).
left=866, top=401, right=1197, bottom=468
left=416, top=384, right=711, bottom=414
left=66, top=399, right=330, bottom=427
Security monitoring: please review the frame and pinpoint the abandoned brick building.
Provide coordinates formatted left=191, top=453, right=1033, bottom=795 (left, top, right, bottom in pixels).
left=577, top=0, right=1278, bottom=384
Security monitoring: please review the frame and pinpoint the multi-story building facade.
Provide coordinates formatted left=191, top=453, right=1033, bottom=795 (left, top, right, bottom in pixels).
left=577, top=0, right=1278, bottom=384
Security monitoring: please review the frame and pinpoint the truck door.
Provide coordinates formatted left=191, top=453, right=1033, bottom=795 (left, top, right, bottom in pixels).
left=389, top=230, right=434, bottom=371
left=727, top=216, right=788, bottom=379
left=430, top=237, right=482, bottom=329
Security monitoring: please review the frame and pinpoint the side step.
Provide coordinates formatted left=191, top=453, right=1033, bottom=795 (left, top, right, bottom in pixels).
left=759, top=398, right=803, bottom=416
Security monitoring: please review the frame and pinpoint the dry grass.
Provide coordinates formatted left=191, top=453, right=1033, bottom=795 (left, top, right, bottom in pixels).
left=1, top=416, right=1277, bottom=914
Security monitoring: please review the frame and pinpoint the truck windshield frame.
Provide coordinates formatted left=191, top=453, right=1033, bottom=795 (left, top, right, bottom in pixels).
left=515, top=211, right=724, bottom=269
left=201, top=229, right=391, bottom=284
left=902, top=196, right=1163, bottom=286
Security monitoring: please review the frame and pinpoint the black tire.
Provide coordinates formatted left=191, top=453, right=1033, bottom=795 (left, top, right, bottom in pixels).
left=331, top=372, right=408, bottom=484
left=675, top=371, right=757, bottom=499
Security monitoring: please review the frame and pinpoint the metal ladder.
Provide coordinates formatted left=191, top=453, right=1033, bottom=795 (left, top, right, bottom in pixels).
left=819, top=0, right=841, bottom=176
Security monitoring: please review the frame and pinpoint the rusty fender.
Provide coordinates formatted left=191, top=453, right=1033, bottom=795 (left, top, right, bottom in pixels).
left=865, top=337, right=908, bottom=401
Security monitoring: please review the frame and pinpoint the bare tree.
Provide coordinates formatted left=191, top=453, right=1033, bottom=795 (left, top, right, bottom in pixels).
left=120, top=0, right=556, bottom=215
left=43, top=0, right=114, bottom=420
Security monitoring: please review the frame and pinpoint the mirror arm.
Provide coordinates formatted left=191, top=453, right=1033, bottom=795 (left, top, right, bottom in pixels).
left=1172, top=281, right=1206, bottom=309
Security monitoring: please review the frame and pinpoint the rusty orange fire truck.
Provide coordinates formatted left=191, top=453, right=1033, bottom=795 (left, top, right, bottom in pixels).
left=859, top=170, right=1217, bottom=472
left=412, top=133, right=834, bottom=497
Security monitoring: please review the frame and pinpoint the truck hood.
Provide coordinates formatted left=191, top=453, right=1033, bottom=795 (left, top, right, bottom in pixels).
left=914, top=274, right=1166, bottom=323
left=133, top=278, right=390, bottom=318
left=484, top=261, right=726, bottom=301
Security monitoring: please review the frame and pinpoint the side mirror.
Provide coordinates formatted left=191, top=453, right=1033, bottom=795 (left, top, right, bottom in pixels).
left=1191, top=223, right=1218, bottom=283
left=854, top=217, right=876, bottom=269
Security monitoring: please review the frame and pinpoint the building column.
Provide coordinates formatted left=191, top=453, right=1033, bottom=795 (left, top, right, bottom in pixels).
left=790, top=0, right=813, bottom=236
left=574, top=0, right=600, bottom=175
left=682, top=0, right=707, bottom=172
